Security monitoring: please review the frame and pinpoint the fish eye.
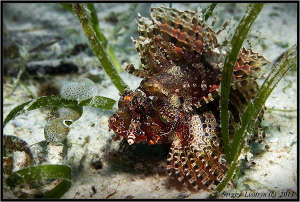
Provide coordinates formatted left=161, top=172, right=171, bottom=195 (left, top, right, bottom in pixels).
left=135, top=104, right=146, bottom=114
left=129, top=97, right=151, bottom=118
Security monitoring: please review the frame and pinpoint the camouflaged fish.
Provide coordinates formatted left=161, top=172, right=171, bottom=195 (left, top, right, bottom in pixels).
left=108, top=6, right=269, bottom=190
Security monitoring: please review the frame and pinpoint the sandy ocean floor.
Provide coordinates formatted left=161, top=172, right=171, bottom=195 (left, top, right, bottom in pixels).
left=2, top=3, right=297, bottom=199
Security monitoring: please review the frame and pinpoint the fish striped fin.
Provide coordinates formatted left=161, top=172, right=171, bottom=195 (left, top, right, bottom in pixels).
left=167, top=112, right=227, bottom=190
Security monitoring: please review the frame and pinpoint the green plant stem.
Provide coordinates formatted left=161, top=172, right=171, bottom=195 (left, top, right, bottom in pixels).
left=86, top=3, right=122, bottom=73
left=72, top=3, right=127, bottom=94
left=231, top=45, right=297, bottom=158
left=282, top=81, right=292, bottom=93
left=203, top=3, right=217, bottom=21
left=107, top=44, right=122, bottom=72
left=60, top=3, right=73, bottom=13
left=6, top=164, right=72, bottom=198
left=266, top=108, right=297, bottom=112
left=213, top=44, right=297, bottom=197
left=220, top=3, right=264, bottom=163
left=108, top=3, right=138, bottom=73
left=112, top=3, right=138, bottom=38
left=3, top=95, right=116, bottom=127
left=11, top=60, right=26, bottom=95
left=214, top=158, right=240, bottom=194
left=19, top=80, right=36, bottom=98
left=86, top=3, right=108, bottom=48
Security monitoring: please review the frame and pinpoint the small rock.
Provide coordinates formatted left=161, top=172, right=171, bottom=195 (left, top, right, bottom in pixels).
left=25, top=59, right=78, bottom=77
left=177, top=193, right=190, bottom=199
left=125, top=195, right=134, bottom=199
left=91, top=159, right=103, bottom=170
left=91, top=186, right=97, bottom=194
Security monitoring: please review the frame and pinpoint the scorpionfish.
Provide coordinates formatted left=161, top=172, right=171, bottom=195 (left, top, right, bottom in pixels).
left=108, top=6, right=269, bottom=190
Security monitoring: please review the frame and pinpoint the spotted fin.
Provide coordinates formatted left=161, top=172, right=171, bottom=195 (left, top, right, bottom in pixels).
left=151, top=6, right=218, bottom=57
left=131, top=15, right=174, bottom=77
left=167, top=112, right=227, bottom=190
left=233, top=48, right=270, bottom=81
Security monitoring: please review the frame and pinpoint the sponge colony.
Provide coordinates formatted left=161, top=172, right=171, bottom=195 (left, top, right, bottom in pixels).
left=44, top=118, right=73, bottom=144
left=60, top=78, right=100, bottom=102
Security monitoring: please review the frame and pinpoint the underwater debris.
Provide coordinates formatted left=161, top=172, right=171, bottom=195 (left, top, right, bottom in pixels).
left=108, top=6, right=269, bottom=190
